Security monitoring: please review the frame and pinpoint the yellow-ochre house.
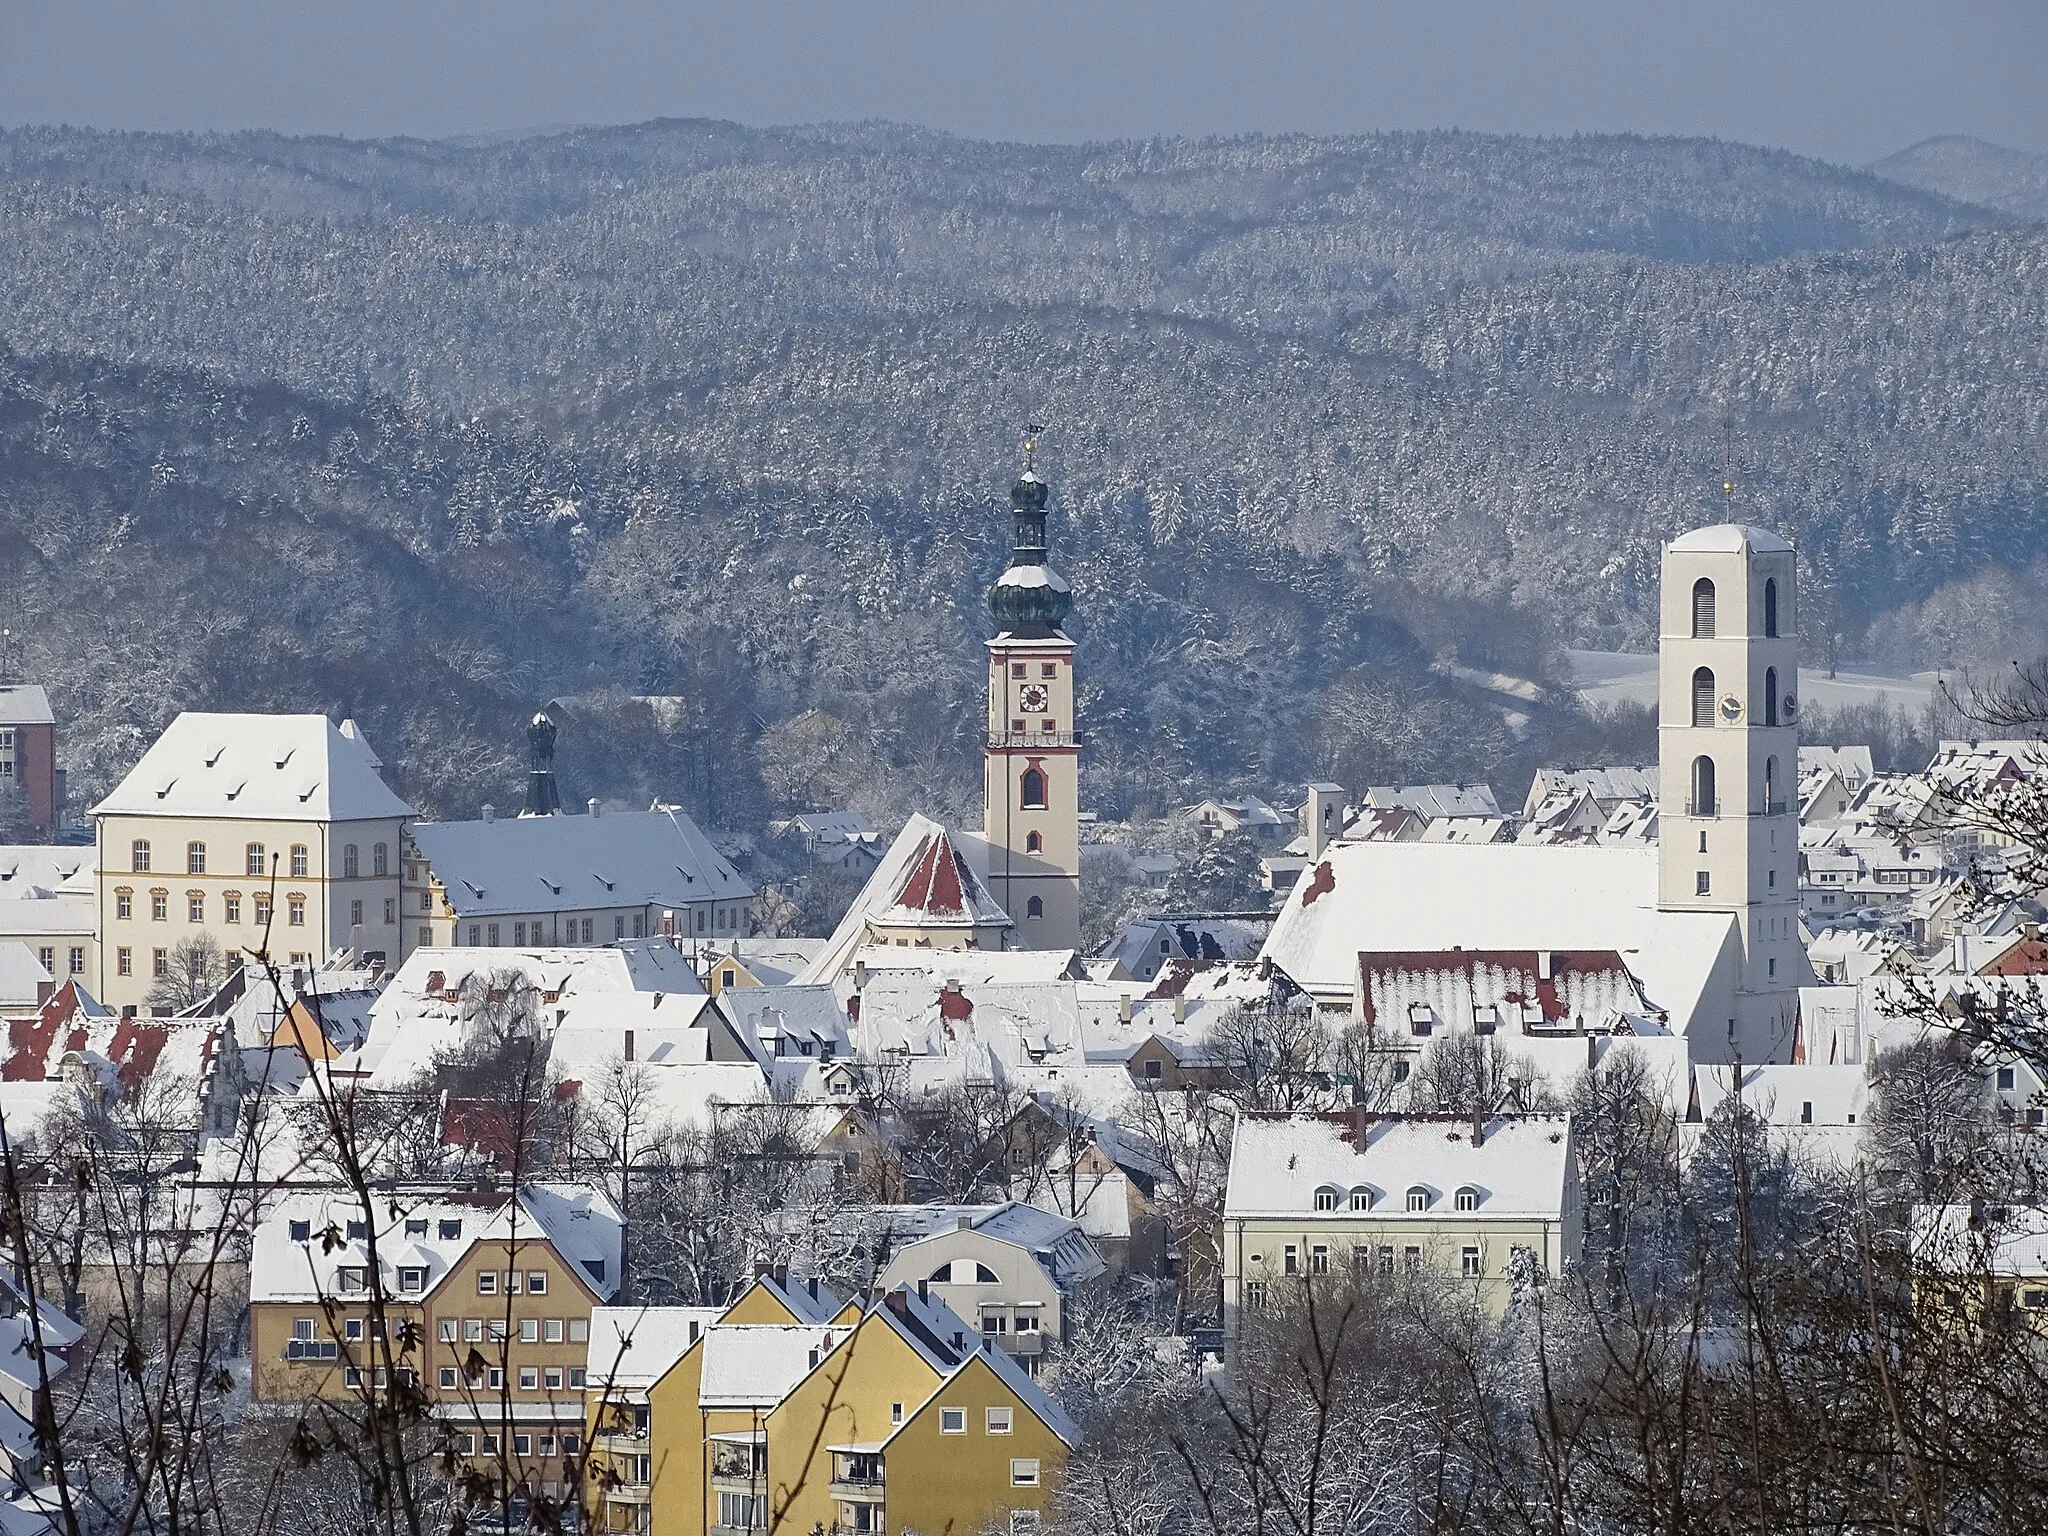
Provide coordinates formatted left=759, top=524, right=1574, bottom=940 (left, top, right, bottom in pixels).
left=585, top=1273, right=1077, bottom=1536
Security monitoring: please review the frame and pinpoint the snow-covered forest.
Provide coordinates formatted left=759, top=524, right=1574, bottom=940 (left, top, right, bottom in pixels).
left=0, top=121, right=2043, bottom=824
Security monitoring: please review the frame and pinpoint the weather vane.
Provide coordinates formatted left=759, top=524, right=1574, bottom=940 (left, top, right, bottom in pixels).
left=1023, top=423, right=1043, bottom=471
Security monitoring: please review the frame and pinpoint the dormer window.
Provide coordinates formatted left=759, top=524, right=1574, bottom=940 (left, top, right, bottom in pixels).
left=1314, top=1186, right=1339, bottom=1212
left=1472, top=1004, right=1499, bottom=1035
left=1406, top=1186, right=1429, bottom=1213
left=438, top=1219, right=462, bottom=1240
left=1408, top=1002, right=1433, bottom=1037
left=1348, top=1187, right=1373, bottom=1212
left=1455, top=1187, right=1479, bottom=1212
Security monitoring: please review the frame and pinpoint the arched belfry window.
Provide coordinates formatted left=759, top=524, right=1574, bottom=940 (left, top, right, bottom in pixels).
left=1765, top=666, right=1779, bottom=727
left=1692, top=667, right=1716, bottom=728
left=1763, top=578, right=1779, bottom=638
left=1692, top=578, right=1716, bottom=638
left=1020, top=766, right=1048, bottom=810
left=1691, top=755, right=1716, bottom=816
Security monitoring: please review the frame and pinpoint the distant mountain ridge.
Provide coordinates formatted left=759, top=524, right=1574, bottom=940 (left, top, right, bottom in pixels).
left=1869, top=135, right=2048, bottom=221
left=0, top=120, right=2040, bottom=826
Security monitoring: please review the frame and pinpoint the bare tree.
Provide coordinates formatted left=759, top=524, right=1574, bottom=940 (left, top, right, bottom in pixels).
left=146, top=931, right=229, bottom=1013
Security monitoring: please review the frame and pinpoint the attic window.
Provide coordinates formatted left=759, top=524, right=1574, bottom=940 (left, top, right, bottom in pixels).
left=1406, top=1186, right=1429, bottom=1213
left=1455, top=1187, right=1479, bottom=1212
left=1314, top=1186, right=1339, bottom=1212
left=274, top=748, right=294, bottom=769
left=582, top=1258, right=606, bottom=1282
left=1348, top=1187, right=1373, bottom=1212
left=405, top=1219, right=427, bottom=1237
left=1472, top=1004, right=1499, bottom=1035
left=1407, top=1002, right=1433, bottom=1037
left=205, top=746, right=226, bottom=767
left=289, top=1219, right=311, bottom=1242
left=438, top=1219, right=462, bottom=1240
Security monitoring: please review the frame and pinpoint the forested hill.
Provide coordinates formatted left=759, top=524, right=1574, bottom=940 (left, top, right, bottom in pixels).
left=0, top=122, right=2043, bottom=828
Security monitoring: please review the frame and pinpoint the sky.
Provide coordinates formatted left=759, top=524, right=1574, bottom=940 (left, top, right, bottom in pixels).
left=3, top=1, right=2045, bottom=165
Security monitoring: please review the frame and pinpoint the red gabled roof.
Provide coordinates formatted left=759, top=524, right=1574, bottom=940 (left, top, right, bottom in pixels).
left=893, top=832, right=969, bottom=917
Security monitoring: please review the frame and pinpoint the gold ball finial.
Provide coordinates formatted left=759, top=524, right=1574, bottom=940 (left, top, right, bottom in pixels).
left=1723, top=480, right=1734, bottom=495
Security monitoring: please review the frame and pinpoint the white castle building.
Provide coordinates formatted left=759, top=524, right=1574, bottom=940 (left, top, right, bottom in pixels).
left=1260, top=521, right=1814, bottom=1064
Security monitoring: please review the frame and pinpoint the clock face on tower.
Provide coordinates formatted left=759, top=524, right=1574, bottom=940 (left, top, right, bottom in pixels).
left=1019, top=683, right=1051, bottom=713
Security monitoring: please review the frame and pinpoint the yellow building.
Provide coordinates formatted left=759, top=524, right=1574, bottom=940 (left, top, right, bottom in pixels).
left=92, top=713, right=412, bottom=1011
left=1222, top=1112, right=1582, bottom=1337
left=587, top=1277, right=1076, bottom=1536
left=249, top=1182, right=621, bottom=1505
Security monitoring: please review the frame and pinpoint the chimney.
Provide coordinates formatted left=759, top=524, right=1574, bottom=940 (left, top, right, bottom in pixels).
left=956, top=1215, right=973, bottom=1231
left=481, top=803, right=496, bottom=825
left=624, top=1029, right=635, bottom=1062
left=1536, top=950, right=1553, bottom=981
left=1352, top=1102, right=1368, bottom=1148
left=943, top=977, right=961, bottom=996
left=589, top=798, right=602, bottom=818
left=1471, top=1107, right=1486, bottom=1147
left=854, top=960, right=868, bottom=991
left=1118, top=995, right=1132, bottom=1024
left=1172, top=995, right=1186, bottom=1026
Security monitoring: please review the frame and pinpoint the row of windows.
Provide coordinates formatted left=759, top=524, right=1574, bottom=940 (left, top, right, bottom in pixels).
left=34, top=946, right=86, bottom=977
left=125, top=839, right=393, bottom=878
left=438, top=1314, right=591, bottom=1345
left=1245, top=1240, right=1490, bottom=1299
left=439, top=1363, right=588, bottom=1393
left=451, top=1430, right=580, bottom=1459
left=1687, top=666, right=1790, bottom=729
left=116, top=887, right=302, bottom=925
left=1311, top=1184, right=1482, bottom=1213
left=456, top=909, right=737, bottom=946
left=1686, top=752, right=1786, bottom=816
left=1690, top=576, right=1782, bottom=639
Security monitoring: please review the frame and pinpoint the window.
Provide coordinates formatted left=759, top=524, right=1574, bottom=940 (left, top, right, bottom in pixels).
left=247, top=843, right=265, bottom=876
left=580, top=917, right=594, bottom=942
left=152, top=948, right=168, bottom=977
left=1764, top=667, right=1779, bottom=727
left=1310, top=1244, right=1329, bottom=1275
left=351, top=899, right=364, bottom=927
left=187, top=841, right=207, bottom=875
left=569, top=1318, right=589, bottom=1343
left=1455, top=1186, right=1478, bottom=1212
left=151, top=892, right=168, bottom=921
left=1763, top=576, right=1779, bottom=638
left=539, top=1436, right=556, bottom=1457
left=188, top=894, right=205, bottom=923
left=439, top=1367, right=457, bottom=1389
left=68, top=947, right=84, bottom=975
left=1010, top=1459, right=1040, bottom=1487
left=344, top=1318, right=364, bottom=1342
left=488, top=1368, right=504, bottom=1389
left=1461, top=1247, right=1482, bottom=1278
left=336, top=1267, right=367, bottom=1294
left=520, top=1318, right=539, bottom=1343
left=373, top=842, right=389, bottom=877
left=477, top=1271, right=497, bottom=1295
left=420, top=926, right=433, bottom=944
left=941, top=1408, right=967, bottom=1434
left=545, top=1317, right=564, bottom=1342
left=569, top=1367, right=585, bottom=1388
left=1283, top=1244, right=1299, bottom=1275
left=1041, top=662, right=1056, bottom=677
left=290, top=845, right=308, bottom=878
left=255, top=895, right=272, bottom=926
left=1019, top=766, right=1047, bottom=809
left=1314, top=1186, right=1337, bottom=1212
left=614, top=915, right=625, bottom=940
left=1378, top=1245, right=1395, bottom=1274
left=987, top=1407, right=1013, bottom=1433
left=1406, top=1186, right=1429, bottom=1213
left=718, top=1495, right=763, bottom=1531
left=225, top=894, right=241, bottom=923
left=1691, top=577, right=1715, bottom=638
left=1696, top=870, right=1711, bottom=896
left=1011, top=662, right=1027, bottom=678
left=464, top=1318, right=483, bottom=1341
left=1691, top=755, right=1715, bottom=816
left=344, top=1367, right=362, bottom=1388
left=1024, top=830, right=1042, bottom=853
left=488, top=923, right=501, bottom=945
left=1404, top=1246, right=1422, bottom=1272
left=1691, top=667, right=1716, bottom=728
left=1349, top=1187, right=1372, bottom=1211
left=890, top=1402, right=904, bottom=1425
left=513, top=921, right=526, bottom=945
left=1026, top=896, right=1043, bottom=918
left=528, top=1270, right=547, bottom=1294
left=132, top=839, right=151, bottom=873
left=117, top=947, right=132, bottom=976
left=1245, top=1281, right=1268, bottom=1310
left=288, top=896, right=305, bottom=926
left=343, top=845, right=360, bottom=878
left=37, top=946, right=52, bottom=975
left=1999, top=1067, right=2017, bottom=1091
left=398, top=1267, right=427, bottom=1294
left=519, top=1367, right=539, bottom=1391
left=545, top=1366, right=563, bottom=1389
left=116, top=889, right=133, bottom=920
left=513, top=1433, right=532, bottom=1457
left=292, top=1317, right=316, bottom=1341
left=437, top=1318, right=457, bottom=1341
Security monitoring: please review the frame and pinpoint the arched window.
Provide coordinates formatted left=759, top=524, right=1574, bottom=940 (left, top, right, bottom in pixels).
left=343, top=844, right=359, bottom=879
left=1348, top=1187, right=1373, bottom=1212
left=1025, top=830, right=1042, bottom=853
left=187, top=841, right=207, bottom=875
left=1405, top=1186, right=1430, bottom=1213
left=1764, top=666, right=1779, bottom=726
left=1019, top=767, right=1047, bottom=809
left=1763, top=578, right=1779, bottom=638
left=1691, top=577, right=1716, bottom=638
left=1455, top=1186, right=1479, bottom=1212
left=974, top=1263, right=999, bottom=1284
left=927, top=1263, right=956, bottom=1284
left=1315, top=1186, right=1339, bottom=1212
left=1692, top=667, right=1716, bottom=728
left=373, top=842, right=389, bottom=877
left=1026, top=896, right=1044, bottom=919
left=1692, top=755, right=1716, bottom=816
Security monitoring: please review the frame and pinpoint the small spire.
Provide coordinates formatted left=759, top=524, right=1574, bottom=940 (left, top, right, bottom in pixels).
left=1022, top=423, right=1042, bottom=476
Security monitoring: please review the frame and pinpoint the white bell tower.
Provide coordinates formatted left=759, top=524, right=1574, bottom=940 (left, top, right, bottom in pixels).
left=1657, top=522, right=1809, bottom=1061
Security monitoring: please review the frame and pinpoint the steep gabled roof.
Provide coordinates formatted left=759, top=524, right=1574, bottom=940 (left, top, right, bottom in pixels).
left=873, top=828, right=1010, bottom=930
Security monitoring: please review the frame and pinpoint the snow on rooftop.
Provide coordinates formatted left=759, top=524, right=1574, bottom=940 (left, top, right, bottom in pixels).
left=1667, top=523, right=1794, bottom=554
left=697, top=1323, right=849, bottom=1409
left=91, top=712, right=413, bottom=822
left=0, top=687, right=53, bottom=727
left=1224, top=1113, right=1574, bottom=1221
left=584, top=1306, right=722, bottom=1393
left=410, top=806, right=751, bottom=918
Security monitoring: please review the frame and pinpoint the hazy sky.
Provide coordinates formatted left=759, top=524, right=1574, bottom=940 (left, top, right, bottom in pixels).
left=4, top=0, right=2044, bottom=164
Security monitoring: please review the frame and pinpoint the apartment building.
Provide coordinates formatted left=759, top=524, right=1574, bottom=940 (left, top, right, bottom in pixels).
left=92, top=713, right=412, bottom=1011
left=586, top=1274, right=1073, bottom=1536
left=250, top=1182, right=621, bottom=1505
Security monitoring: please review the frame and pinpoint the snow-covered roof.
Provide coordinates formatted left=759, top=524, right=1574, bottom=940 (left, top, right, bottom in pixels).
left=91, top=713, right=413, bottom=822
left=1667, top=523, right=1793, bottom=554
left=0, top=688, right=52, bottom=727
left=0, top=848, right=91, bottom=899
left=1, top=984, right=225, bottom=1102
left=869, top=826, right=1011, bottom=932
left=1915, top=1203, right=2048, bottom=1280
left=248, top=1182, right=621, bottom=1304
left=584, top=1306, right=722, bottom=1394
left=1260, top=843, right=1737, bottom=1040
left=1524, top=766, right=1656, bottom=814
left=802, top=815, right=1007, bottom=983
left=1693, top=1063, right=1867, bottom=1127
left=1226, top=1113, right=1574, bottom=1220
left=411, top=806, right=751, bottom=919
left=1800, top=746, right=1874, bottom=785
left=1359, top=948, right=1653, bottom=1037
left=697, top=1322, right=851, bottom=1409
left=0, top=944, right=49, bottom=1011
left=1417, top=816, right=1508, bottom=845
left=1364, top=783, right=1503, bottom=820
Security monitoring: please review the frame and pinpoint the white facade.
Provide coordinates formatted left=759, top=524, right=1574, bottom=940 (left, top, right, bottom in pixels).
left=1657, top=525, right=1810, bottom=1059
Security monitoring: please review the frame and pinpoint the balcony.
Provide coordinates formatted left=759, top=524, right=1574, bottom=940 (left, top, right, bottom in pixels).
left=828, top=1448, right=885, bottom=1501
left=986, top=731, right=1080, bottom=750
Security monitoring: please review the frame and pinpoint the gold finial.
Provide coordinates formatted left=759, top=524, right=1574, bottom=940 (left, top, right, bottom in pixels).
left=1023, top=423, right=1043, bottom=470
left=1723, top=479, right=1735, bottom=496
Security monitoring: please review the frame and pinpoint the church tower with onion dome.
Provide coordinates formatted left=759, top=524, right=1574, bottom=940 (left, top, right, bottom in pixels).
left=981, top=433, right=1081, bottom=951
